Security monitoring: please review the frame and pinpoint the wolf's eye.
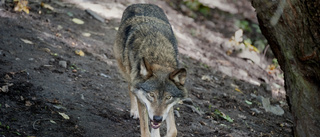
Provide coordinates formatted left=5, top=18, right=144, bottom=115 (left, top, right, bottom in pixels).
left=166, top=96, right=172, bottom=100
left=148, top=93, right=155, bottom=98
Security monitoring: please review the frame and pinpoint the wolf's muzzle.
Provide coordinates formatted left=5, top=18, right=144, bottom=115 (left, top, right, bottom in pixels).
left=151, top=115, right=163, bottom=129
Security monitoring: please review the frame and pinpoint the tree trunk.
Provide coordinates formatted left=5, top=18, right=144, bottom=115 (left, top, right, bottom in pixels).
left=251, top=0, right=320, bottom=136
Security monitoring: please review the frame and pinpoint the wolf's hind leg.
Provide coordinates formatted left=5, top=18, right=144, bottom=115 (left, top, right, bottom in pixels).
left=129, top=87, right=139, bottom=119
left=165, top=108, right=177, bottom=137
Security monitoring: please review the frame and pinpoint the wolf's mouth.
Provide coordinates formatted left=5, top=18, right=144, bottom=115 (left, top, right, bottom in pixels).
left=150, top=120, right=161, bottom=129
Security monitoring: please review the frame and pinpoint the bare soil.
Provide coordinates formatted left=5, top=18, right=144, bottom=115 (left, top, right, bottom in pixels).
left=0, top=0, right=293, bottom=137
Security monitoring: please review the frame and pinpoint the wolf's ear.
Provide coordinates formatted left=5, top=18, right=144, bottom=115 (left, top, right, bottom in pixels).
left=169, top=68, right=187, bottom=85
left=140, top=57, right=152, bottom=78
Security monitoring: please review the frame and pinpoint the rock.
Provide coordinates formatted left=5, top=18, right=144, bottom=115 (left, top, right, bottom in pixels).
left=81, top=94, right=85, bottom=100
left=261, top=83, right=272, bottom=92
left=238, top=69, right=248, bottom=77
left=272, top=83, right=282, bottom=89
left=250, top=93, right=257, bottom=98
left=236, top=49, right=261, bottom=64
left=59, top=61, right=67, bottom=68
left=250, top=108, right=262, bottom=114
left=269, top=105, right=285, bottom=115
left=261, top=96, right=284, bottom=116
left=201, top=75, right=212, bottom=81
left=250, top=94, right=284, bottom=115
left=218, top=66, right=232, bottom=76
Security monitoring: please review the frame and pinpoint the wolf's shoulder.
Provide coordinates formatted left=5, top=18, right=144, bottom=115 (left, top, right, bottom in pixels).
left=121, top=4, right=169, bottom=24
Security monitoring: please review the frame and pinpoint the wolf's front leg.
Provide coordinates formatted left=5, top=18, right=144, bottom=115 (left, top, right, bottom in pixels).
left=165, top=108, right=177, bottom=137
left=129, top=89, right=139, bottom=119
left=138, top=100, right=150, bottom=137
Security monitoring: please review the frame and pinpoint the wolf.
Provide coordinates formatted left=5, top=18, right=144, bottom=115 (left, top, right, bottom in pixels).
left=113, top=4, right=188, bottom=137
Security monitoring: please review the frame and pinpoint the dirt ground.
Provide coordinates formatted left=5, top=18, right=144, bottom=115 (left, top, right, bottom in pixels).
left=0, top=0, right=293, bottom=137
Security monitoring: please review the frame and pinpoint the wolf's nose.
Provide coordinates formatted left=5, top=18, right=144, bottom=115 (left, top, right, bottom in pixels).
left=153, top=116, right=163, bottom=123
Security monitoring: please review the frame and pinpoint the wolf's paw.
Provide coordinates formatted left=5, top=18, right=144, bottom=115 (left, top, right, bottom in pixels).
left=130, top=109, right=139, bottom=119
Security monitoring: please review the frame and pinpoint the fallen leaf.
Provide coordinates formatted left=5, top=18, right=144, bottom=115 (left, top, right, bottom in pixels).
left=41, top=2, right=55, bottom=11
left=51, top=53, right=58, bottom=56
left=72, top=18, right=84, bottom=25
left=50, top=120, right=57, bottom=124
left=82, top=32, right=91, bottom=37
left=67, top=12, right=73, bottom=17
left=56, top=33, right=62, bottom=37
left=0, top=85, right=9, bottom=93
left=226, top=50, right=232, bottom=55
left=235, top=88, right=243, bottom=94
left=230, top=83, right=239, bottom=88
left=268, top=64, right=276, bottom=70
left=14, top=0, right=30, bottom=14
left=201, top=75, right=211, bottom=81
left=47, top=98, right=60, bottom=104
left=238, top=114, right=246, bottom=119
left=245, top=100, right=252, bottom=105
left=80, top=94, right=85, bottom=100
left=57, top=25, right=63, bottom=30
left=234, top=29, right=243, bottom=43
left=280, top=123, right=284, bottom=127
left=20, top=38, right=33, bottom=44
left=75, top=50, right=85, bottom=56
left=214, top=109, right=233, bottom=122
left=199, top=121, right=207, bottom=126
left=58, top=112, right=70, bottom=120
left=25, top=101, right=32, bottom=106
left=4, top=74, right=12, bottom=80
left=42, top=48, right=51, bottom=53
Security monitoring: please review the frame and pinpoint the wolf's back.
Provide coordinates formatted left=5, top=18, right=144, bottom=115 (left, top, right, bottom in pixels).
left=121, top=4, right=170, bottom=24
left=114, top=4, right=179, bottom=78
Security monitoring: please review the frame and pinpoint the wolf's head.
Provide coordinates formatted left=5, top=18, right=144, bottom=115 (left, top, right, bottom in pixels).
left=132, top=58, right=187, bottom=129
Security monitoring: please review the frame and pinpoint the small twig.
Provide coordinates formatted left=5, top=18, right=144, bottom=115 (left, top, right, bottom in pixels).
left=32, top=119, right=61, bottom=130
left=32, top=119, right=41, bottom=130
left=286, top=118, right=294, bottom=124
left=85, top=9, right=105, bottom=23
left=183, top=104, right=204, bottom=116
left=263, top=44, right=270, bottom=58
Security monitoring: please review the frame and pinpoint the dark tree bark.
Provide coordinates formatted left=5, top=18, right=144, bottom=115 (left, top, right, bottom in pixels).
left=251, top=0, right=320, bottom=136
